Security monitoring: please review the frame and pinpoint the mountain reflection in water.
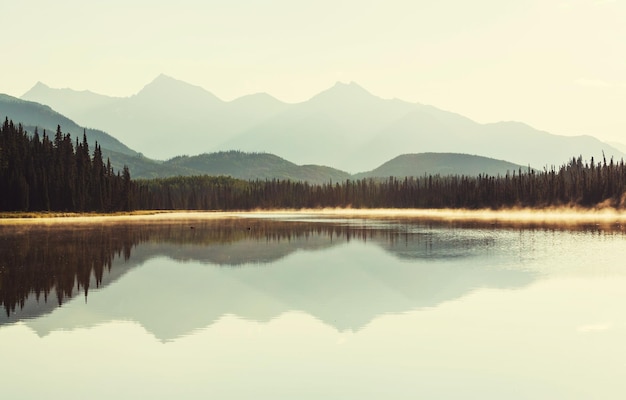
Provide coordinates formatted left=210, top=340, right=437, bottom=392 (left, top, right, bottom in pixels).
left=2, top=216, right=605, bottom=338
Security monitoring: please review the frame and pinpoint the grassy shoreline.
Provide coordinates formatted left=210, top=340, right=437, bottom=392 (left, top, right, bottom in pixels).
left=1, top=207, right=626, bottom=226
left=0, top=210, right=231, bottom=225
left=0, top=210, right=176, bottom=219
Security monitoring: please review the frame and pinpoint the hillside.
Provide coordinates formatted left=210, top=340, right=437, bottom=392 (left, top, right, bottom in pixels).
left=0, top=93, right=179, bottom=176
left=21, top=76, right=626, bottom=172
left=0, top=93, right=137, bottom=157
left=354, top=153, right=529, bottom=179
left=161, top=151, right=351, bottom=184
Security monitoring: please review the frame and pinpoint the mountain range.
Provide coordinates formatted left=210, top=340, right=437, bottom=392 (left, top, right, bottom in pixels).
left=21, top=74, right=626, bottom=173
left=1, top=90, right=530, bottom=182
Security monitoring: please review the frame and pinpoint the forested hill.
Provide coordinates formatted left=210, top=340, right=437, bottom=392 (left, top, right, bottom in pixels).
left=136, top=156, right=626, bottom=210
left=162, top=151, right=351, bottom=184
left=354, top=153, right=529, bottom=179
left=0, top=94, right=137, bottom=157
left=0, top=93, right=162, bottom=177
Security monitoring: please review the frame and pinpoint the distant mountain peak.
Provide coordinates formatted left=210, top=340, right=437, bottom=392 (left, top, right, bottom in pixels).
left=22, top=81, right=51, bottom=97
left=331, top=80, right=369, bottom=92
left=308, top=80, right=376, bottom=104
left=152, top=73, right=179, bottom=83
left=136, top=74, right=221, bottom=103
left=142, top=73, right=189, bottom=89
left=334, top=80, right=359, bottom=87
left=22, top=81, right=113, bottom=100
left=33, top=81, right=50, bottom=89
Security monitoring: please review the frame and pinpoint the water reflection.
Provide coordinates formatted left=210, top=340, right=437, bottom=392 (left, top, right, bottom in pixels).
left=3, top=216, right=626, bottom=400
left=1, top=217, right=622, bottom=338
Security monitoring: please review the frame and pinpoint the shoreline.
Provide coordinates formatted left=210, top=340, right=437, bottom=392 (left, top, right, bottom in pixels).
left=1, top=207, right=626, bottom=226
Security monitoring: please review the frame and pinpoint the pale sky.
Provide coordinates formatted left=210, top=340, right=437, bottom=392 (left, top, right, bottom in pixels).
left=2, top=0, right=625, bottom=142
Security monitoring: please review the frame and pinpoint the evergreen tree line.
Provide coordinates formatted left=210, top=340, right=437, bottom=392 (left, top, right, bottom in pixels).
left=0, top=118, right=133, bottom=211
left=134, top=155, right=626, bottom=210
left=3, top=119, right=626, bottom=212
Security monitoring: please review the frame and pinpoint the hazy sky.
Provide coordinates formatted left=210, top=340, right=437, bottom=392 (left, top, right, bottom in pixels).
left=2, top=0, right=625, bottom=142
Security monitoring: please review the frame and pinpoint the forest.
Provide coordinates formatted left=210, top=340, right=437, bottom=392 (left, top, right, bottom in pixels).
left=3, top=119, right=626, bottom=212
left=0, top=118, right=133, bottom=212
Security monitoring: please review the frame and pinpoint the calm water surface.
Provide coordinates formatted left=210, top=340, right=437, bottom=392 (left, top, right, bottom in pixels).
left=1, top=214, right=625, bottom=399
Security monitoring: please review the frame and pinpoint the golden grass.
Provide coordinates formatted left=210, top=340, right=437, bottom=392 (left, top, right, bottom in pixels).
left=1, top=207, right=626, bottom=227
left=0, top=210, right=174, bottom=219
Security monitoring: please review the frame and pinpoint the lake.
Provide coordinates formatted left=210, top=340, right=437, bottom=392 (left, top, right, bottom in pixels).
left=1, top=213, right=626, bottom=399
